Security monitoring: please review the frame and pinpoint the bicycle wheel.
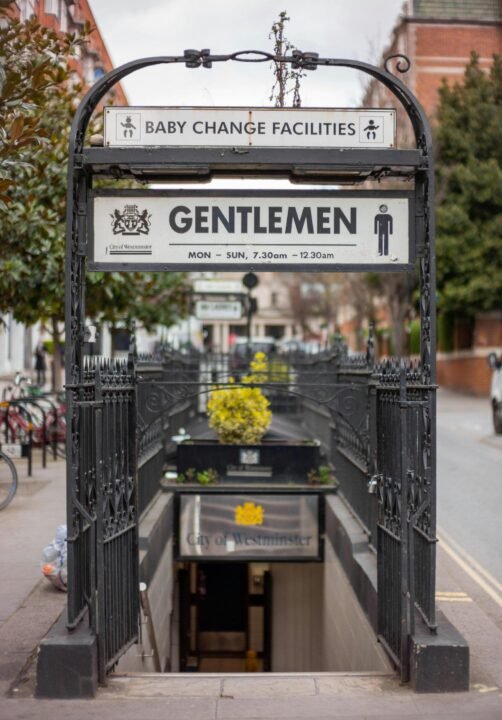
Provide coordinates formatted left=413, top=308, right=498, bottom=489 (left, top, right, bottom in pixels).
left=0, top=450, right=18, bottom=510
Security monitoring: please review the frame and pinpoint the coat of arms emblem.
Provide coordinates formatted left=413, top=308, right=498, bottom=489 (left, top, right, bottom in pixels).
left=110, top=204, right=151, bottom=235
left=234, top=501, right=264, bottom=526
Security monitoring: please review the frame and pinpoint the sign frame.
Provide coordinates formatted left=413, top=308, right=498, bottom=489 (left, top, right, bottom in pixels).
left=89, top=188, right=415, bottom=273
left=104, top=105, right=397, bottom=149
left=174, top=489, right=325, bottom=563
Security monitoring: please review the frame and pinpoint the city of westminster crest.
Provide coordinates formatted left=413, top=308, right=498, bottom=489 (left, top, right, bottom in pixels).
left=111, top=204, right=151, bottom=235
left=234, top=502, right=264, bottom=526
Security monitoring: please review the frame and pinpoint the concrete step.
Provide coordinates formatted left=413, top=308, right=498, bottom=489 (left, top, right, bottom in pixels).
left=95, top=672, right=502, bottom=719
left=104, top=671, right=399, bottom=699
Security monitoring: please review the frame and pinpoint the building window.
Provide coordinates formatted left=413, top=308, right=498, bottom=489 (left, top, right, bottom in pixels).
left=45, top=0, right=58, bottom=14
left=271, top=291, right=278, bottom=308
left=18, top=0, right=36, bottom=21
left=60, top=2, right=68, bottom=32
left=265, top=325, right=285, bottom=340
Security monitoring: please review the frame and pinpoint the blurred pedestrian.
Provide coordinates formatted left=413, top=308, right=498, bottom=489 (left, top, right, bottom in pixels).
left=34, top=341, right=46, bottom=386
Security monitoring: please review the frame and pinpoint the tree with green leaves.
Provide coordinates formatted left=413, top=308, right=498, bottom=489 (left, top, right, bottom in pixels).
left=0, top=9, right=188, bottom=387
left=436, top=53, right=502, bottom=323
left=0, top=2, right=83, bottom=208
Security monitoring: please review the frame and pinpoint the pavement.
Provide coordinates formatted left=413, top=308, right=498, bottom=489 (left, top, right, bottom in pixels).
left=0, top=395, right=501, bottom=719
left=0, top=451, right=67, bottom=698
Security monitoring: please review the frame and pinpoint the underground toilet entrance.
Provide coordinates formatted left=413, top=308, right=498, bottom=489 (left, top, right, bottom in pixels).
left=179, top=562, right=272, bottom=673
left=114, top=524, right=392, bottom=677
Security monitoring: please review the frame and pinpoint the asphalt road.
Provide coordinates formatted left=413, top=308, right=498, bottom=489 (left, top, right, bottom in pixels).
left=437, top=389, right=502, bottom=581
left=436, top=388, right=502, bottom=692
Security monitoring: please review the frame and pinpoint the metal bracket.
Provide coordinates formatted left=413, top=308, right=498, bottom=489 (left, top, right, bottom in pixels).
left=368, top=474, right=381, bottom=494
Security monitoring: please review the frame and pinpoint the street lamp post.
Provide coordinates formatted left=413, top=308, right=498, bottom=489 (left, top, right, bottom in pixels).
left=242, top=272, right=259, bottom=348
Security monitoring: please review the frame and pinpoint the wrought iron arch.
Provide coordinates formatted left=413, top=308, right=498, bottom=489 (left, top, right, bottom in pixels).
left=65, top=49, right=436, bottom=392
left=64, top=50, right=437, bottom=683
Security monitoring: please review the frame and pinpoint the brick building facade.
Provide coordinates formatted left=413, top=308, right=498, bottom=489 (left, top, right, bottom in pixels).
left=363, top=0, right=502, bottom=394
left=10, top=0, right=127, bottom=103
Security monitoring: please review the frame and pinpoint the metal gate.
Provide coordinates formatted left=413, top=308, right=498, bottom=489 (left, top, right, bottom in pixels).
left=66, top=354, right=139, bottom=681
left=65, top=49, right=436, bottom=681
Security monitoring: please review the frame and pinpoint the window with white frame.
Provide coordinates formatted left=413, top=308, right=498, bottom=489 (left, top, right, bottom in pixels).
left=18, top=0, right=37, bottom=21
left=60, top=1, right=68, bottom=32
left=44, top=0, right=58, bottom=15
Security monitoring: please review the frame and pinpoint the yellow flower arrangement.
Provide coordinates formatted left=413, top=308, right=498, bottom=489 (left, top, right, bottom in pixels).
left=207, top=352, right=272, bottom=444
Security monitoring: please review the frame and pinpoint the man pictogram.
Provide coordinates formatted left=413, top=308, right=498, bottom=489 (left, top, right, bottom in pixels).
left=121, top=115, right=136, bottom=138
left=364, top=119, right=379, bottom=140
left=374, top=204, right=393, bottom=256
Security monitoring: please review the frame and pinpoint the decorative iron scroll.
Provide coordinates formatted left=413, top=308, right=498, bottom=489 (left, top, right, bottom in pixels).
left=384, top=54, right=411, bottom=74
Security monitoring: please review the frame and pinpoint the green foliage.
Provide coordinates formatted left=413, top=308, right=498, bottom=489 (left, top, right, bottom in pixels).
left=196, top=468, right=218, bottom=486
left=307, top=464, right=335, bottom=486
left=408, top=319, right=421, bottom=355
left=86, top=271, right=189, bottom=332
left=0, top=12, right=188, bottom=336
left=436, top=53, right=502, bottom=317
left=175, top=467, right=218, bottom=485
left=0, top=9, right=85, bottom=209
left=0, top=72, right=75, bottom=325
left=207, top=353, right=272, bottom=444
left=437, top=313, right=454, bottom=352
left=175, top=468, right=195, bottom=484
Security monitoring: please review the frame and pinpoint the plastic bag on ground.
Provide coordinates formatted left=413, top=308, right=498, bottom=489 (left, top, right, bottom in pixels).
left=41, top=524, right=67, bottom=592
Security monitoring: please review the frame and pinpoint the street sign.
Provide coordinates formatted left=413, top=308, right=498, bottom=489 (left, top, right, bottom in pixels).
left=195, top=299, right=242, bottom=320
left=0, top=443, right=22, bottom=459
left=104, top=107, right=396, bottom=149
left=193, top=279, right=242, bottom=294
left=90, top=190, right=414, bottom=272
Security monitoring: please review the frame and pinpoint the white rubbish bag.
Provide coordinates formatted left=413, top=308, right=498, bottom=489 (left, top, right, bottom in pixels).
left=41, top=524, right=67, bottom=592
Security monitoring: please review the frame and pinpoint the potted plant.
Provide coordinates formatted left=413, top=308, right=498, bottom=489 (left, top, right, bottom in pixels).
left=177, top=352, right=321, bottom=484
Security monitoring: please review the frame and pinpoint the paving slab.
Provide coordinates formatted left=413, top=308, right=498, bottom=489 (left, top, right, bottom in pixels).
left=216, top=692, right=421, bottom=719
left=0, top=697, right=219, bottom=720
left=104, top=674, right=223, bottom=697
left=0, top=581, right=66, bottom=697
left=316, top=674, right=404, bottom=695
left=222, top=675, right=317, bottom=697
left=0, top=458, right=66, bottom=625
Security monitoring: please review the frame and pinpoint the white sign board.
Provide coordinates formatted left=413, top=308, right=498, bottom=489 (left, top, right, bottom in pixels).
left=1, top=443, right=22, bottom=459
left=90, top=190, right=414, bottom=272
left=193, top=279, right=242, bottom=294
left=104, top=107, right=396, bottom=149
left=195, top=300, right=242, bottom=321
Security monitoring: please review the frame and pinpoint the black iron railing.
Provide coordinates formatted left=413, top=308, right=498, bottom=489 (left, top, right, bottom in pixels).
left=137, top=351, right=198, bottom=514
left=295, top=344, right=437, bottom=680
left=374, top=359, right=436, bottom=679
left=66, top=355, right=139, bottom=680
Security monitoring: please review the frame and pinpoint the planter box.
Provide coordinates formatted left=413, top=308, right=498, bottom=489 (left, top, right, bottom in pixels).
left=177, top=439, right=320, bottom=484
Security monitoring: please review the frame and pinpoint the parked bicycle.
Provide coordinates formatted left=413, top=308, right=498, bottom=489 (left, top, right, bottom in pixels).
left=0, top=447, right=18, bottom=510
left=1, top=373, right=66, bottom=459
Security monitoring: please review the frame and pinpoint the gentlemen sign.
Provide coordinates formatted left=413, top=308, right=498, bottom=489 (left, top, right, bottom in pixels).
left=90, top=190, right=414, bottom=272
left=178, top=493, right=320, bottom=560
left=104, top=107, right=396, bottom=148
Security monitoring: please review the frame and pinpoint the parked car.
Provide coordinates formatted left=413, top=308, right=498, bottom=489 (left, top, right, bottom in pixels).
left=487, top=352, right=502, bottom=434
left=277, top=339, right=306, bottom=355
left=229, top=337, right=277, bottom=378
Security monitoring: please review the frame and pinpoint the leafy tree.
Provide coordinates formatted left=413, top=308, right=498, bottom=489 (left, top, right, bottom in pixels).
left=435, top=53, right=502, bottom=319
left=0, top=10, right=188, bottom=386
left=0, top=2, right=82, bottom=208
